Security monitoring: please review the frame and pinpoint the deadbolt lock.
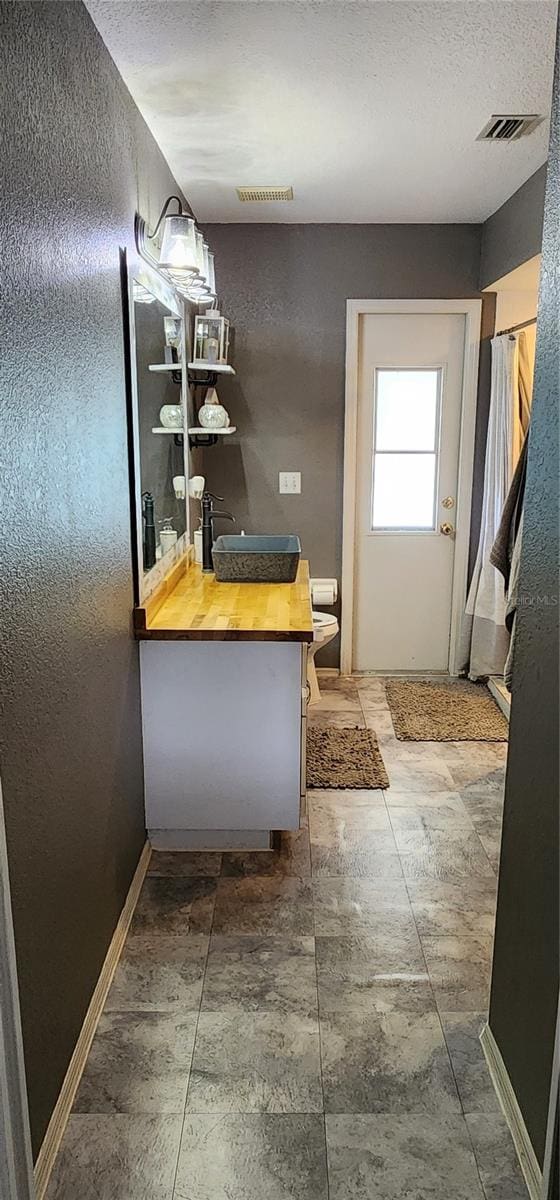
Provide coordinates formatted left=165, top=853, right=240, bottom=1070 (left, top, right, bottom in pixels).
left=442, top=496, right=455, bottom=509
left=440, top=521, right=455, bottom=537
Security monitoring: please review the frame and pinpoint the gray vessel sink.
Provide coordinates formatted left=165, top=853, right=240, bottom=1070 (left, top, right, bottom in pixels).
left=212, top=535, right=302, bottom=583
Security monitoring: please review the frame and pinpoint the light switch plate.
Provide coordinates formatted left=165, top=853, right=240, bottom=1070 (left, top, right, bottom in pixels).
left=279, top=472, right=301, bottom=494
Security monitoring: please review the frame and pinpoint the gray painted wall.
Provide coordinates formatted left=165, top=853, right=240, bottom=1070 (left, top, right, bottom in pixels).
left=0, top=0, right=187, bottom=1155
left=489, top=26, right=559, bottom=1166
left=202, top=223, right=493, bottom=663
left=480, top=163, right=548, bottom=288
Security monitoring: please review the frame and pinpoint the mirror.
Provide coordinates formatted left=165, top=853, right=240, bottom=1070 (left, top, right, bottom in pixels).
left=130, top=272, right=188, bottom=587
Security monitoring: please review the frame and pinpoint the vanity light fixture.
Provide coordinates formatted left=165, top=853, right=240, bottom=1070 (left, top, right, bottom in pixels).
left=134, top=195, right=217, bottom=304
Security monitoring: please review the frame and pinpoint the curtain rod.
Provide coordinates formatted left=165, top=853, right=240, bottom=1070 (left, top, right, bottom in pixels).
left=495, top=316, right=537, bottom=337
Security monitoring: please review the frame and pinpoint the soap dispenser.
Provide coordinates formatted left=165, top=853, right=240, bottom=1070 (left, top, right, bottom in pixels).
left=142, top=492, right=156, bottom=570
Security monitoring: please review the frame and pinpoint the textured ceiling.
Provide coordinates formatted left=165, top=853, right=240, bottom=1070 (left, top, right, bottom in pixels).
left=86, top=0, right=558, bottom=223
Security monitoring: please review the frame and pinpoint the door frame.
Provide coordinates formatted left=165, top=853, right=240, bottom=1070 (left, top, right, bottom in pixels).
left=341, top=298, right=482, bottom=676
left=0, top=777, right=35, bottom=1200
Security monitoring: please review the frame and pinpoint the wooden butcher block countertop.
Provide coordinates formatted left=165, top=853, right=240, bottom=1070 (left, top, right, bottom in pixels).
left=134, top=558, right=314, bottom=642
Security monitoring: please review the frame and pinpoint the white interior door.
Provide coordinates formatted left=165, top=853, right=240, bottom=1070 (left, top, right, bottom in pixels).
left=353, top=312, right=466, bottom=673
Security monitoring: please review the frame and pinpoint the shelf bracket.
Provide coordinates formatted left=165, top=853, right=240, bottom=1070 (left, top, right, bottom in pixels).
left=187, top=371, right=218, bottom=390
left=188, top=431, right=218, bottom=449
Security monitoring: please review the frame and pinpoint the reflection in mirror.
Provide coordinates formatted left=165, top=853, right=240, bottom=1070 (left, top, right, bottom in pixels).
left=133, top=284, right=187, bottom=573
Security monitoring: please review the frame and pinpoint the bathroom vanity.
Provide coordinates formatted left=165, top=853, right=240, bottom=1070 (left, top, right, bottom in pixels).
left=134, top=557, right=313, bottom=849
left=124, top=250, right=312, bottom=849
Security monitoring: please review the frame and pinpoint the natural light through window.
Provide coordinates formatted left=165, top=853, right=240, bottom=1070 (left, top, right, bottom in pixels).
left=371, top=368, right=441, bottom=529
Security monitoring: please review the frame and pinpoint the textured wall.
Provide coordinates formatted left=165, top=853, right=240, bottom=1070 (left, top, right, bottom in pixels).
left=480, top=164, right=547, bottom=288
left=202, top=223, right=492, bottom=663
left=489, top=26, right=559, bottom=1165
left=0, top=0, right=187, bottom=1155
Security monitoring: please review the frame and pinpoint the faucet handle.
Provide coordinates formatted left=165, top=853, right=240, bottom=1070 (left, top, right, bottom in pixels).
left=204, top=490, right=224, bottom=504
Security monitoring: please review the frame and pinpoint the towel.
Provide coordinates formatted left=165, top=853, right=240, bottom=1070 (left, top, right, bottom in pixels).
left=490, top=431, right=529, bottom=601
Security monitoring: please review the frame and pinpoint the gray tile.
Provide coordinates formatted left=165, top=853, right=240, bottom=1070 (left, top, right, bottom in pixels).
left=354, top=677, right=387, bottom=698
left=105, top=936, right=208, bottom=1012
left=201, top=935, right=318, bottom=1016
left=421, top=934, right=494, bottom=1012
left=440, top=1011, right=501, bottom=1112
left=388, top=793, right=475, bottom=829
left=308, top=706, right=366, bottom=728
left=479, top=837, right=501, bottom=871
left=398, top=829, right=496, bottom=883
left=437, top=743, right=507, bottom=766
left=316, top=934, right=433, bottom=1015
left=363, top=711, right=397, bottom=742
left=326, top=1114, right=485, bottom=1199
left=382, top=755, right=456, bottom=793
left=466, top=1113, right=529, bottom=1199
left=73, top=1012, right=197, bottom=1114
left=359, top=698, right=389, bottom=714
left=407, top=878, right=498, bottom=937
left=148, top=850, right=222, bottom=876
left=311, top=839, right=402, bottom=879
left=449, top=758, right=507, bottom=790
left=319, top=676, right=361, bottom=697
left=312, top=877, right=412, bottom=938
left=221, top=827, right=311, bottom=877
left=309, top=791, right=388, bottom=828
left=45, top=1114, right=182, bottom=1200
left=320, top=1010, right=461, bottom=1114
left=315, top=681, right=361, bottom=709
left=186, top=1012, right=323, bottom=1113
left=130, top=877, right=216, bottom=936
left=461, top=793, right=504, bottom=828
left=175, top=1114, right=328, bottom=1200
left=213, top=876, right=314, bottom=935
left=384, top=739, right=453, bottom=763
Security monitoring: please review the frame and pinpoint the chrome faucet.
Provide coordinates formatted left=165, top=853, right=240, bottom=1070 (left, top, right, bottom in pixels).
left=201, top=491, right=235, bottom=573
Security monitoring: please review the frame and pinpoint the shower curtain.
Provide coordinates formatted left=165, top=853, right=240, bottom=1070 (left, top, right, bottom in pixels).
left=461, top=331, right=532, bottom=679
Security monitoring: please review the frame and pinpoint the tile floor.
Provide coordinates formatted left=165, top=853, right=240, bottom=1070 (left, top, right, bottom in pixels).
left=47, top=676, right=529, bottom=1200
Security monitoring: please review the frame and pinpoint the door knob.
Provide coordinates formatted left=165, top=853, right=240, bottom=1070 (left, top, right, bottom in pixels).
left=440, top=521, right=455, bottom=536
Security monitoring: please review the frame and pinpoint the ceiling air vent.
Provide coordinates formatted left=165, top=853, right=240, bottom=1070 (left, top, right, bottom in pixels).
left=477, top=114, right=543, bottom=141
left=236, top=185, right=294, bottom=202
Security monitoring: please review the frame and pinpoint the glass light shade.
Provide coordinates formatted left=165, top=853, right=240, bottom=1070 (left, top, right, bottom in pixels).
left=194, top=231, right=207, bottom=281
left=159, top=215, right=197, bottom=273
left=206, top=251, right=216, bottom=296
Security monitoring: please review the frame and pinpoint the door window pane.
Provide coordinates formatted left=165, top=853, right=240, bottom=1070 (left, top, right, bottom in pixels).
left=372, top=453, right=437, bottom=529
left=375, top=369, right=440, bottom=451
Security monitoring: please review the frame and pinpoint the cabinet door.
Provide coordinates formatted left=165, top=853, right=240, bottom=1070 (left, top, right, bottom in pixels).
left=141, top=640, right=303, bottom=832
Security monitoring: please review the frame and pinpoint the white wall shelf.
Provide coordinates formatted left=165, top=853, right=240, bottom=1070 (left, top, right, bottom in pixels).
left=149, top=363, right=182, bottom=373
left=152, top=426, right=184, bottom=434
left=187, top=426, right=236, bottom=436
left=187, top=362, right=236, bottom=375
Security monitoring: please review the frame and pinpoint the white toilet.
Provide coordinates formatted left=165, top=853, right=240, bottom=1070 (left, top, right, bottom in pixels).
left=307, top=611, right=339, bottom=705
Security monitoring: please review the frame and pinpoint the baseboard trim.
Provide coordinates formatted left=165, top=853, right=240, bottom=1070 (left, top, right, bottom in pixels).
left=488, top=676, right=511, bottom=721
left=316, top=667, right=340, bottom=677
left=480, top=1022, right=543, bottom=1200
left=33, top=840, right=152, bottom=1199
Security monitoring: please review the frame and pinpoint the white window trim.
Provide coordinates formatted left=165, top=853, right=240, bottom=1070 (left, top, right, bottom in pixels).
left=0, top=778, right=35, bottom=1200
left=341, top=298, right=482, bottom=676
left=370, top=365, right=443, bottom=532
